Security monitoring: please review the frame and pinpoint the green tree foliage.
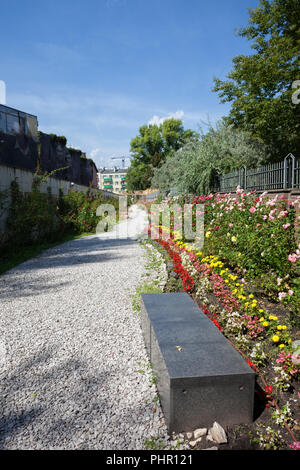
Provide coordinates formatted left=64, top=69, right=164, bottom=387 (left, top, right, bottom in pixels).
left=126, top=118, right=199, bottom=190
left=151, top=121, right=269, bottom=195
left=212, top=0, right=300, bottom=160
left=125, top=162, right=153, bottom=191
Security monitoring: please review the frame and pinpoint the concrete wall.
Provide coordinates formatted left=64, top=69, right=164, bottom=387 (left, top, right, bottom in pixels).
left=0, top=130, right=38, bottom=171
left=39, top=132, right=98, bottom=187
left=0, top=128, right=98, bottom=188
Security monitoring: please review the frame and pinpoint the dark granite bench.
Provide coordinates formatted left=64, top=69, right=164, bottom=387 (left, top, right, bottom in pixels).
left=141, top=293, right=255, bottom=433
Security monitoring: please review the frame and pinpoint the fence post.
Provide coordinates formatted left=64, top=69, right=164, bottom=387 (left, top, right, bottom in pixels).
left=239, top=165, right=247, bottom=190
left=213, top=170, right=221, bottom=192
left=283, top=153, right=295, bottom=189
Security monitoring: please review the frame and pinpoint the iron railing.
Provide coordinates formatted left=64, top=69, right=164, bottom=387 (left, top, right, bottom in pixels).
left=212, top=153, right=300, bottom=192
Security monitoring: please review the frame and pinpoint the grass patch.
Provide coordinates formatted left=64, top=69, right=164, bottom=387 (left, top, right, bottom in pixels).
left=131, top=241, right=167, bottom=313
left=131, top=282, right=163, bottom=313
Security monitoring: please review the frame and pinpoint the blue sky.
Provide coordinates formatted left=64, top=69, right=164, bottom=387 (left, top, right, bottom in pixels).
left=0, top=0, right=259, bottom=168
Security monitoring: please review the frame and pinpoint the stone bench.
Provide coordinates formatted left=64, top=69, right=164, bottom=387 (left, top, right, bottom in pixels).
left=140, top=293, right=255, bottom=433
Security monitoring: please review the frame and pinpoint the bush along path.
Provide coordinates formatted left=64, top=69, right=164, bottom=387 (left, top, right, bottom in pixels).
left=144, top=188, right=300, bottom=451
left=0, top=179, right=121, bottom=275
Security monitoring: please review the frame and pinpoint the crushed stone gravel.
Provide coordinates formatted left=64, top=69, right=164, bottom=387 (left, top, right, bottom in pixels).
left=0, top=206, right=180, bottom=450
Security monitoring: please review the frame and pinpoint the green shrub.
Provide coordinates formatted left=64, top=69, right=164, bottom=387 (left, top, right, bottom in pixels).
left=6, top=179, right=60, bottom=247
left=2, top=181, right=121, bottom=254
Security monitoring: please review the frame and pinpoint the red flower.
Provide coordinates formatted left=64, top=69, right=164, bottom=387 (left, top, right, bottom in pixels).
left=247, top=360, right=258, bottom=371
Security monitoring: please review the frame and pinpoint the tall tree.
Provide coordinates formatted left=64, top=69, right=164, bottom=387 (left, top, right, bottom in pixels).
left=151, top=121, right=269, bottom=195
left=126, top=118, right=199, bottom=190
left=213, top=0, right=300, bottom=160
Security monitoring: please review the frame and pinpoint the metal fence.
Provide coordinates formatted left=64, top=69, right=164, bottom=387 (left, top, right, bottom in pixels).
left=212, top=153, right=300, bottom=192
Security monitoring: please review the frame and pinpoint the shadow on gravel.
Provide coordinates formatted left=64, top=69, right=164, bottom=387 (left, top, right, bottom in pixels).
left=0, top=238, right=138, bottom=299
left=0, top=277, right=72, bottom=300
left=0, top=348, right=118, bottom=449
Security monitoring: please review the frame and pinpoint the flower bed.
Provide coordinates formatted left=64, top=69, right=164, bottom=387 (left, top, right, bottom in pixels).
left=147, top=188, right=300, bottom=450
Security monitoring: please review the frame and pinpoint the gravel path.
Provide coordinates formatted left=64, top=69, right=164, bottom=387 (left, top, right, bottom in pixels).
left=0, top=206, right=170, bottom=449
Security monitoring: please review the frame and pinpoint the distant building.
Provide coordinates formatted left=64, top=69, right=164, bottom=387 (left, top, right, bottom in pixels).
left=0, top=104, right=38, bottom=140
left=98, top=167, right=128, bottom=193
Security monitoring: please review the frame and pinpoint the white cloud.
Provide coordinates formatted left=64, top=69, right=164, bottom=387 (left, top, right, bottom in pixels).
left=148, top=110, right=185, bottom=126
left=90, top=148, right=102, bottom=158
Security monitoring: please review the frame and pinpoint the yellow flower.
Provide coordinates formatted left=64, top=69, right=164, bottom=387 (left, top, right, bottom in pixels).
left=269, top=315, right=278, bottom=321
left=259, top=309, right=264, bottom=313
left=244, top=302, right=249, bottom=308
left=277, top=325, right=282, bottom=331
left=279, top=344, right=285, bottom=348
left=238, top=252, right=242, bottom=257
left=231, top=236, right=237, bottom=243
left=281, top=325, right=287, bottom=330
left=249, top=294, right=254, bottom=299
left=272, top=335, right=280, bottom=343
left=205, top=231, right=211, bottom=238
left=259, top=317, right=265, bottom=322
left=263, top=322, right=269, bottom=327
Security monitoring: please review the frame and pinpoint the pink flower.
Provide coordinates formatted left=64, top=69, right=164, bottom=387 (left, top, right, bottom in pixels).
left=266, top=200, right=276, bottom=207
left=283, top=223, right=291, bottom=229
left=278, top=210, right=288, bottom=218
left=289, top=442, right=300, bottom=450
left=288, top=254, right=298, bottom=263
left=278, top=292, right=287, bottom=301
left=229, top=222, right=233, bottom=227
left=269, top=215, right=274, bottom=221
left=288, top=290, right=293, bottom=296
left=250, top=207, right=256, bottom=214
